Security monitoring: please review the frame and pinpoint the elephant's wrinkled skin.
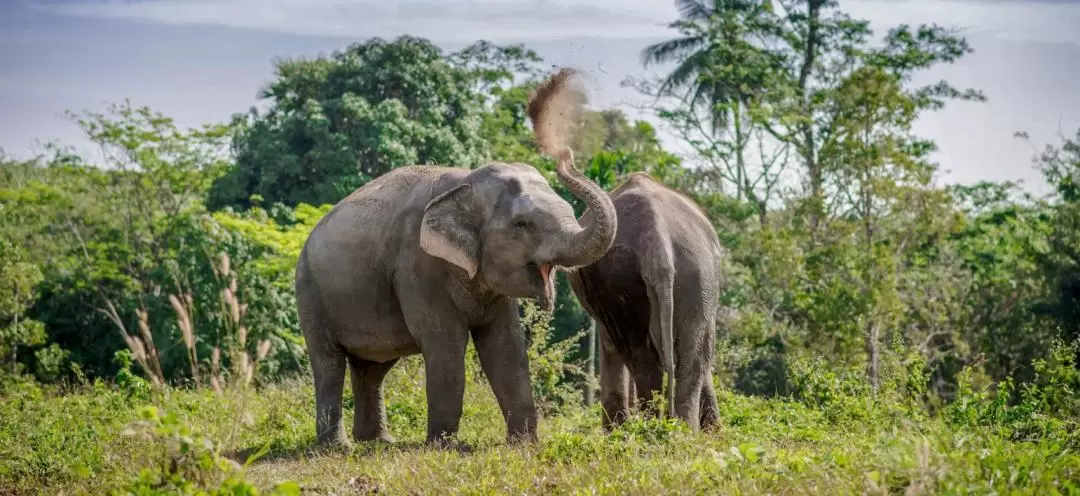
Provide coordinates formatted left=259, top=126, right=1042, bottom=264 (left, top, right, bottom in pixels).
left=295, top=150, right=616, bottom=448
left=566, top=172, right=724, bottom=432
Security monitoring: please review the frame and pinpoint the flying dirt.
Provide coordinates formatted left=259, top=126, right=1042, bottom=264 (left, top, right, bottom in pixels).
left=527, top=67, right=588, bottom=159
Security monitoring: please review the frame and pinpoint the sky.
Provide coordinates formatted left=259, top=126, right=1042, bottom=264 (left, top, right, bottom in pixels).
left=2, top=0, right=1079, bottom=196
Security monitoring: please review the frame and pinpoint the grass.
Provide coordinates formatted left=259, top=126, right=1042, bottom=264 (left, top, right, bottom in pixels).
left=2, top=354, right=1078, bottom=495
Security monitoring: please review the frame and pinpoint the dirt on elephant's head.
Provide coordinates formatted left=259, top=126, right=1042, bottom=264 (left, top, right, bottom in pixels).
left=527, top=67, right=587, bottom=157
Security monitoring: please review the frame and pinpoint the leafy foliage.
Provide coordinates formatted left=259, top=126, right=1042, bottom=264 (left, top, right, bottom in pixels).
left=1, top=349, right=1077, bottom=494
left=1, top=3, right=1078, bottom=492
left=209, top=36, right=493, bottom=209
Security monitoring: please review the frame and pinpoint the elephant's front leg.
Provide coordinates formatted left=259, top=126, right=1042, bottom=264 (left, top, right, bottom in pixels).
left=420, top=332, right=469, bottom=447
left=400, top=300, right=471, bottom=447
left=472, top=299, right=538, bottom=444
left=348, top=355, right=399, bottom=443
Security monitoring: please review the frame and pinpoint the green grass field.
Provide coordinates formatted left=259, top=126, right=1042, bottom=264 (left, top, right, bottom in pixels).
left=2, top=354, right=1077, bottom=496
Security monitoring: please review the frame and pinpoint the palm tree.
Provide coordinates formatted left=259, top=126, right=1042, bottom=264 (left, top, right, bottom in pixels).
left=640, top=0, right=779, bottom=135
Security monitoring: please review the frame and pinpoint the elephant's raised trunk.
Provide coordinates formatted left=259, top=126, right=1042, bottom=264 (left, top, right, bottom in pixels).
left=526, top=67, right=617, bottom=268
left=551, top=147, right=617, bottom=268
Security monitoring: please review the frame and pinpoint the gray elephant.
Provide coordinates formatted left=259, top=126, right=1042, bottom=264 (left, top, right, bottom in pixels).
left=566, top=172, right=723, bottom=432
left=294, top=143, right=616, bottom=448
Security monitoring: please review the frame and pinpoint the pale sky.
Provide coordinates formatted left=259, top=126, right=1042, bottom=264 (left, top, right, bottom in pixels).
left=2, top=0, right=1079, bottom=195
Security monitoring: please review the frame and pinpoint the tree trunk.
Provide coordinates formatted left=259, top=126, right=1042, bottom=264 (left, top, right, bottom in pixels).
left=865, top=321, right=880, bottom=394
left=733, top=104, right=746, bottom=202
left=11, top=284, right=18, bottom=374
left=798, top=0, right=825, bottom=230
left=859, top=125, right=880, bottom=393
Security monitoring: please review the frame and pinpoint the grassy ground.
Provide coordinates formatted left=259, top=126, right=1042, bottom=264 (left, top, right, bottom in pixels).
left=2, top=356, right=1078, bottom=495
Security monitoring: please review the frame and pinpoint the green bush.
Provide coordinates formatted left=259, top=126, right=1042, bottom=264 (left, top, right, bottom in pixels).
left=118, top=405, right=300, bottom=495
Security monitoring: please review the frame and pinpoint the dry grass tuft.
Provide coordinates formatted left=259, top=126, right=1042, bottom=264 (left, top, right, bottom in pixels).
left=169, top=291, right=200, bottom=387
left=110, top=251, right=273, bottom=392
left=215, top=252, right=270, bottom=390
left=129, top=307, right=165, bottom=387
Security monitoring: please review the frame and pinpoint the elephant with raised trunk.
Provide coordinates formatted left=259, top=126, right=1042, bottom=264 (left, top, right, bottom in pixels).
left=565, top=173, right=724, bottom=432
left=294, top=70, right=616, bottom=448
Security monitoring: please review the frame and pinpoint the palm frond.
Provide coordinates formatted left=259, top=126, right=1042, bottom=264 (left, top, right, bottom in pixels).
left=679, top=0, right=767, bottom=20
left=695, top=80, right=735, bottom=133
left=640, top=34, right=707, bottom=68
left=650, top=0, right=775, bottom=136
left=657, top=50, right=712, bottom=95
left=675, top=0, right=712, bottom=20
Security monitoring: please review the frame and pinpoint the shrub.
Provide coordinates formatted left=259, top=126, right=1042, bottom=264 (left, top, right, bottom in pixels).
left=118, top=405, right=299, bottom=495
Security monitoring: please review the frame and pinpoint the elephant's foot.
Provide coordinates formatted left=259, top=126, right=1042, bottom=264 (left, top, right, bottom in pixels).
left=699, top=405, right=721, bottom=432
left=312, top=431, right=352, bottom=453
left=506, top=430, right=539, bottom=446
left=601, top=406, right=631, bottom=432
left=504, top=415, right=539, bottom=446
left=354, top=431, right=396, bottom=445
left=314, top=420, right=349, bottom=446
left=424, top=436, right=473, bottom=454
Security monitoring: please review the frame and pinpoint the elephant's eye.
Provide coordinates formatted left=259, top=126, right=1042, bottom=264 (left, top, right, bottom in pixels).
left=513, top=219, right=532, bottom=231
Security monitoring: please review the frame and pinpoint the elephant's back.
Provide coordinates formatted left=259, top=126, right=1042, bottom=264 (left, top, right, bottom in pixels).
left=298, top=165, right=467, bottom=306
left=610, top=173, right=722, bottom=264
left=334, top=166, right=467, bottom=221
left=308, top=166, right=467, bottom=245
left=608, top=173, right=724, bottom=311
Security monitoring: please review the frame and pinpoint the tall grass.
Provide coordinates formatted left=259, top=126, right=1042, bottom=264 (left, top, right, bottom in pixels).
left=1, top=328, right=1076, bottom=494
left=110, top=252, right=275, bottom=393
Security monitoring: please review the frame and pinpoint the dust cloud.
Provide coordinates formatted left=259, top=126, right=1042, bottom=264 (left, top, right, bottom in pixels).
left=526, top=67, right=588, bottom=157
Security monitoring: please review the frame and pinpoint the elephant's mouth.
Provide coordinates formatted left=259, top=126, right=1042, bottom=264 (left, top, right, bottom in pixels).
left=527, top=262, right=557, bottom=313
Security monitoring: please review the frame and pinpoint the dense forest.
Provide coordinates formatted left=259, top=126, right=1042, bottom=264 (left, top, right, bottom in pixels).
left=2, top=0, right=1078, bottom=493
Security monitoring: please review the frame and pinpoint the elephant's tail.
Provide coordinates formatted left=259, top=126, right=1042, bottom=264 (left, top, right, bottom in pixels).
left=644, top=239, right=676, bottom=420
left=657, top=271, right=676, bottom=419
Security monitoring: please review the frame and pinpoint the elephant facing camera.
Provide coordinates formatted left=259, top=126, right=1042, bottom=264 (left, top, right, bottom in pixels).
left=295, top=158, right=615, bottom=449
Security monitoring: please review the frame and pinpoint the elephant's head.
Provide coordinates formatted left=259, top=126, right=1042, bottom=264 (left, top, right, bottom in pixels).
left=419, top=148, right=616, bottom=311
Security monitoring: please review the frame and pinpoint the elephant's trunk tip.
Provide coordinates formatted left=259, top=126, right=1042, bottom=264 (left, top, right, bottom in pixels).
left=528, top=67, right=616, bottom=269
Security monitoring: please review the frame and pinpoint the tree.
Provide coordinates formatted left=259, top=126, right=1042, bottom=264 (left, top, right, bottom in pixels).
left=634, top=0, right=990, bottom=391
left=820, top=65, right=950, bottom=391
left=209, top=36, right=498, bottom=209
left=634, top=0, right=789, bottom=214
left=640, top=0, right=781, bottom=135
left=0, top=103, right=302, bottom=384
left=946, top=182, right=1054, bottom=391
left=1022, top=129, right=1080, bottom=353
left=767, top=3, right=985, bottom=229
left=0, top=239, right=47, bottom=377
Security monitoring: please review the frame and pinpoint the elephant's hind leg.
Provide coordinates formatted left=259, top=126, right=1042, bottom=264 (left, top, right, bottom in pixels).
left=697, top=282, right=721, bottom=431
left=699, top=376, right=720, bottom=430
left=670, top=316, right=715, bottom=432
left=308, top=344, right=348, bottom=446
left=598, top=324, right=632, bottom=431
left=348, top=355, right=400, bottom=443
left=631, top=365, right=664, bottom=416
left=297, top=275, right=349, bottom=447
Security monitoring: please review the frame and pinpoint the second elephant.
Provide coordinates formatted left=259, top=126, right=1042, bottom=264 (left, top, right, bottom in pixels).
left=567, top=172, right=724, bottom=431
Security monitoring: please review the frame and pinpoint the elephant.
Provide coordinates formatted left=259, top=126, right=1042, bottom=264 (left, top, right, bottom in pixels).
left=565, top=172, right=724, bottom=432
left=294, top=145, right=617, bottom=449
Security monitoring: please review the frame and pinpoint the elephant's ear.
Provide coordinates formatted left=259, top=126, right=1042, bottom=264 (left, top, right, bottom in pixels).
left=420, top=184, right=480, bottom=279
